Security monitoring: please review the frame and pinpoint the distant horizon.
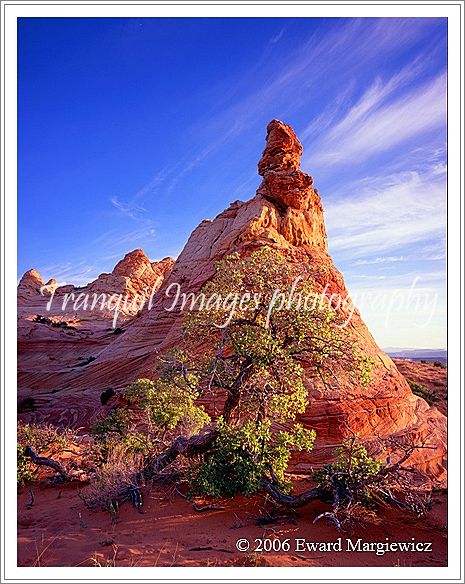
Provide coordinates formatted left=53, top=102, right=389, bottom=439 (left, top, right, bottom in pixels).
left=383, top=346, right=447, bottom=352
left=18, top=17, right=447, bottom=348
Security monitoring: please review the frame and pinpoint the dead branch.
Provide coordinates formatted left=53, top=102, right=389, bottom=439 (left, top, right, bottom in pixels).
left=261, top=478, right=325, bottom=509
left=26, top=489, right=34, bottom=509
left=24, top=446, right=69, bottom=480
left=313, top=511, right=343, bottom=530
left=175, top=486, right=225, bottom=512
left=144, top=430, right=218, bottom=480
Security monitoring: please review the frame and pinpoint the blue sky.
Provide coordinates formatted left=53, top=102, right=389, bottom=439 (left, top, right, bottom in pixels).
left=18, top=17, right=447, bottom=348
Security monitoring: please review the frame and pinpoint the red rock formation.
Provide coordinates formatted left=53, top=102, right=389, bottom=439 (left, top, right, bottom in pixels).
left=17, top=120, right=446, bottom=485
left=18, top=251, right=174, bottom=423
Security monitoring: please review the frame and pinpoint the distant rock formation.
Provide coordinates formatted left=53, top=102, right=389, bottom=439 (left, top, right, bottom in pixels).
left=17, top=120, right=446, bottom=485
left=18, top=249, right=174, bottom=320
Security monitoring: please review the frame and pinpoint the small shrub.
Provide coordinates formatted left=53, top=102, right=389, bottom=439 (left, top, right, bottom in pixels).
left=124, top=378, right=210, bottom=436
left=93, top=408, right=132, bottom=438
left=191, top=417, right=315, bottom=498
left=313, top=434, right=432, bottom=527
left=17, top=422, right=82, bottom=487
left=18, top=422, right=68, bottom=454
left=92, top=379, right=211, bottom=461
left=17, top=443, right=35, bottom=486
left=80, top=444, right=143, bottom=511
left=314, top=440, right=384, bottom=508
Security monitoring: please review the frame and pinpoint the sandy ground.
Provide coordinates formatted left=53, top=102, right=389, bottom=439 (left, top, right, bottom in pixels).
left=17, top=479, right=447, bottom=568
left=17, top=359, right=448, bottom=568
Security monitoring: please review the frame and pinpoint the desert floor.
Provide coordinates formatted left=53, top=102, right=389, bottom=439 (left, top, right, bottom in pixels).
left=17, top=359, right=447, bottom=568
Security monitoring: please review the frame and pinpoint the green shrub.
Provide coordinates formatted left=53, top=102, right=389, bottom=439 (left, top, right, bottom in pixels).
left=124, top=378, right=210, bottom=435
left=17, top=422, right=77, bottom=487
left=191, top=417, right=315, bottom=498
left=92, top=379, right=211, bottom=460
left=17, top=443, right=35, bottom=487
left=93, top=408, right=132, bottom=439
left=313, top=439, right=384, bottom=506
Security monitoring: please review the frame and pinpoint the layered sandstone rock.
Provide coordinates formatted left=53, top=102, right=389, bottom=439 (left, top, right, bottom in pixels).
left=17, top=120, right=446, bottom=485
left=18, top=249, right=173, bottom=321
left=18, top=250, right=174, bottom=422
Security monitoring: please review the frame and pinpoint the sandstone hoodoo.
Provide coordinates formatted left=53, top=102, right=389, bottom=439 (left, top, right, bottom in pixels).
left=17, top=120, right=446, bottom=485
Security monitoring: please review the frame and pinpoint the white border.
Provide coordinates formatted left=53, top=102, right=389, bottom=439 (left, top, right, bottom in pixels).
left=2, top=2, right=463, bottom=582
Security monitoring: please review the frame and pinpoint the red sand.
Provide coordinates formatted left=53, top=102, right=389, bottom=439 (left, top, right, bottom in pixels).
left=17, top=359, right=447, bottom=568
left=17, top=480, right=446, bottom=568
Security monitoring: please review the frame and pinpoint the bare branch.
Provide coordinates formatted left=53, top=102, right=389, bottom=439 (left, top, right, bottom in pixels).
left=24, top=446, right=69, bottom=481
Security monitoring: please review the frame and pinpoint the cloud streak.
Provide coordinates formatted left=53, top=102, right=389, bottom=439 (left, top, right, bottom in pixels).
left=326, top=166, right=446, bottom=258
left=306, top=72, right=446, bottom=170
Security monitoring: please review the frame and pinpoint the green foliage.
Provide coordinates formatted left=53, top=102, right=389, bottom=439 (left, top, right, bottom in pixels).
left=17, top=422, right=76, bottom=487
left=181, top=246, right=372, bottom=426
left=124, top=378, right=210, bottom=434
left=407, top=379, right=437, bottom=406
left=313, top=438, right=385, bottom=506
left=93, top=408, right=132, bottom=438
left=92, top=379, right=210, bottom=459
left=192, top=417, right=315, bottom=498
left=353, top=353, right=375, bottom=387
left=17, top=443, right=35, bottom=487
left=17, top=422, right=68, bottom=453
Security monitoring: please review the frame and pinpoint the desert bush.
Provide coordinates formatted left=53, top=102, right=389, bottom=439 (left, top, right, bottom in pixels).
left=93, top=408, right=132, bottom=439
left=92, top=379, right=210, bottom=461
left=313, top=439, right=384, bottom=508
left=17, top=421, right=101, bottom=485
left=17, top=443, right=35, bottom=486
left=124, top=378, right=210, bottom=435
left=92, top=408, right=149, bottom=458
left=311, top=433, right=433, bottom=528
left=18, top=421, right=68, bottom=453
left=17, top=422, right=86, bottom=487
left=80, top=443, right=144, bottom=511
left=191, top=417, right=315, bottom=497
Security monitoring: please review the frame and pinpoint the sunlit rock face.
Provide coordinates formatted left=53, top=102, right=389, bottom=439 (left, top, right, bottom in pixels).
left=17, top=121, right=446, bottom=486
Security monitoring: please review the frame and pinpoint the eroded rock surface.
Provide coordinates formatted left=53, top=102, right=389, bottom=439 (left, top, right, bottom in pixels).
left=18, top=120, right=446, bottom=485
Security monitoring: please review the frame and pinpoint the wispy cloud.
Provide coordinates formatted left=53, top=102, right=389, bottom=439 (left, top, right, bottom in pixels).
left=164, top=19, right=444, bottom=192
left=93, top=225, right=157, bottom=250
left=354, top=256, right=407, bottom=266
left=306, top=72, right=446, bottom=169
left=36, top=261, right=98, bottom=287
left=110, top=196, right=147, bottom=220
left=269, top=27, right=286, bottom=45
left=326, top=166, right=446, bottom=257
